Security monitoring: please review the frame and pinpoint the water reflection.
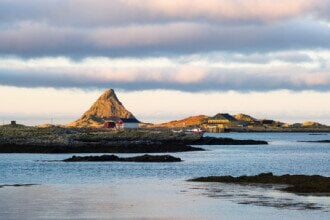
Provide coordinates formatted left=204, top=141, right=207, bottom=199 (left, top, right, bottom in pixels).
left=1, top=181, right=329, bottom=220
left=186, top=182, right=330, bottom=211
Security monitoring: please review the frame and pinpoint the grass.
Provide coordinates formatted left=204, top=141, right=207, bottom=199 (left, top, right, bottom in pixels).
left=0, top=125, right=201, bottom=145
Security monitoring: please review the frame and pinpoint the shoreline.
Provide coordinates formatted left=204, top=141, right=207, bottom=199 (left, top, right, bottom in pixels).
left=189, top=173, right=330, bottom=194
left=0, top=143, right=204, bottom=154
left=0, top=136, right=267, bottom=153
left=212, top=129, right=330, bottom=133
left=61, top=154, right=182, bottom=162
left=0, top=127, right=268, bottom=153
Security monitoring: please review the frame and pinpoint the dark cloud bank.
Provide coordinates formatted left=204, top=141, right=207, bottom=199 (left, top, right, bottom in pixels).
left=0, top=68, right=329, bottom=92
left=0, top=0, right=330, bottom=91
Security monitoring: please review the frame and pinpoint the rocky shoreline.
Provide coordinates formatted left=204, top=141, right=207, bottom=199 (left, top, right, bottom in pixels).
left=0, top=127, right=268, bottom=153
left=192, top=137, right=267, bottom=145
left=62, top=154, right=182, bottom=162
left=189, top=173, right=330, bottom=194
left=0, top=143, right=204, bottom=153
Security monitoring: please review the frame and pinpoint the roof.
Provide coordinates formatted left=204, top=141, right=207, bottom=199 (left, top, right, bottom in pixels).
left=103, top=116, right=121, bottom=121
left=210, top=113, right=237, bottom=121
left=103, top=116, right=140, bottom=123
left=120, top=118, right=140, bottom=123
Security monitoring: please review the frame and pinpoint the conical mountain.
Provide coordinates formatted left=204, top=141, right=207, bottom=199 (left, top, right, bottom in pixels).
left=67, top=89, right=137, bottom=127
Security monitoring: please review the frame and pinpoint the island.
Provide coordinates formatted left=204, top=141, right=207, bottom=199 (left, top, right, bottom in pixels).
left=299, top=140, right=330, bottom=143
left=0, top=89, right=269, bottom=154
left=0, top=126, right=268, bottom=154
left=62, top=154, right=182, bottom=162
left=189, top=173, right=330, bottom=194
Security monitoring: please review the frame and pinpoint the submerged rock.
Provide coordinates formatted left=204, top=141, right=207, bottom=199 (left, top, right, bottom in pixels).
left=63, top=154, right=182, bottom=162
left=193, top=137, right=268, bottom=145
left=300, top=140, right=330, bottom=143
left=0, top=184, right=38, bottom=188
left=189, top=173, right=330, bottom=194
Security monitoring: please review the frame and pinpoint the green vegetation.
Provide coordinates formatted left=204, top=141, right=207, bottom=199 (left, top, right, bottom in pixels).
left=0, top=125, right=201, bottom=146
left=0, top=125, right=267, bottom=153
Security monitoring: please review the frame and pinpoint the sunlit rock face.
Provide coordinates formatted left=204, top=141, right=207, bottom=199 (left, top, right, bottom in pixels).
left=234, top=114, right=258, bottom=123
left=67, top=89, right=136, bottom=127
left=151, top=115, right=209, bottom=128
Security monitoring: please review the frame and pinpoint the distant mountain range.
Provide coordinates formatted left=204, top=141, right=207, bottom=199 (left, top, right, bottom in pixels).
left=67, top=88, right=328, bottom=129
left=151, top=113, right=328, bottom=129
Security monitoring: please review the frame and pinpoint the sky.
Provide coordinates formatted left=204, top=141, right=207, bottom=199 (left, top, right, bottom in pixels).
left=0, top=0, right=329, bottom=125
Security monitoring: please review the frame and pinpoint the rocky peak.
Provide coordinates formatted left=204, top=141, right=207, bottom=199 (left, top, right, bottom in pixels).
left=67, top=89, right=136, bottom=127
left=98, top=89, right=118, bottom=102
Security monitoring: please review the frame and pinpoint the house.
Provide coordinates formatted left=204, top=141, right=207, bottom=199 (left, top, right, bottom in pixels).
left=121, top=118, right=140, bottom=128
left=116, top=118, right=140, bottom=129
left=103, top=117, right=140, bottom=129
left=206, top=113, right=241, bottom=132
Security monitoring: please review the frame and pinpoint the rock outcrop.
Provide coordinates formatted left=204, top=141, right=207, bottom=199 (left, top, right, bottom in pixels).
left=234, top=113, right=258, bottom=123
left=302, top=121, right=326, bottom=127
left=189, top=172, right=330, bottom=194
left=67, top=89, right=137, bottom=127
left=63, top=154, right=182, bottom=162
left=151, top=115, right=208, bottom=128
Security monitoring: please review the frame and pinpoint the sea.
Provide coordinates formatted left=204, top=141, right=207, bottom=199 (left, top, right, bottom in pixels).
left=0, top=132, right=329, bottom=219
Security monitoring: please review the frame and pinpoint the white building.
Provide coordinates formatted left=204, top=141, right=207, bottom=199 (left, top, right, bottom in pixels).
left=117, top=118, right=140, bottom=129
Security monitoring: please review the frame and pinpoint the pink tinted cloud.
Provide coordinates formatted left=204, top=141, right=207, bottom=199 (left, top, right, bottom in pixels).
left=0, top=0, right=327, bottom=27
left=129, top=0, right=319, bottom=22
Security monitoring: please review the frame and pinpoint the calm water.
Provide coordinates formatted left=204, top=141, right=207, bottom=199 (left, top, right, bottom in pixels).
left=0, top=132, right=329, bottom=219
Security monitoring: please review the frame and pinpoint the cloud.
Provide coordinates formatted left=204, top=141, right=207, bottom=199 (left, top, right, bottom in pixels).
left=0, top=1, right=330, bottom=58
left=0, top=0, right=329, bottom=93
left=0, top=53, right=329, bottom=91
left=1, top=20, right=330, bottom=58
left=137, top=0, right=318, bottom=23
left=0, top=0, right=328, bottom=26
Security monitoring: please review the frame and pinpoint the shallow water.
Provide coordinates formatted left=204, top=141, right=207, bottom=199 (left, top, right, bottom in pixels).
left=0, top=132, right=329, bottom=219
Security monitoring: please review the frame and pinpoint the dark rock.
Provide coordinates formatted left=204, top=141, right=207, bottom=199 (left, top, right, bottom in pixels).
left=0, top=136, right=269, bottom=154
left=0, top=184, right=38, bottom=188
left=299, top=140, right=330, bottom=143
left=63, top=154, right=182, bottom=162
left=309, top=133, right=328, bottom=136
left=192, top=137, right=268, bottom=145
left=0, top=143, right=204, bottom=153
left=0, top=126, right=268, bottom=154
left=189, top=173, right=330, bottom=194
